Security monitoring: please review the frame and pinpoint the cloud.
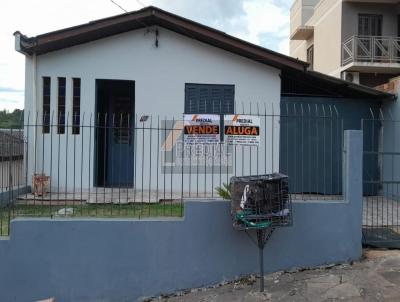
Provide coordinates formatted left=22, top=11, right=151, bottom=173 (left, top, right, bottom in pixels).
left=151, top=0, right=248, bottom=34
left=0, top=86, right=24, bottom=111
left=0, top=86, right=24, bottom=93
left=0, top=0, right=291, bottom=111
left=0, top=93, right=24, bottom=111
left=241, top=0, right=290, bottom=53
left=146, top=0, right=290, bottom=53
left=271, top=0, right=294, bottom=9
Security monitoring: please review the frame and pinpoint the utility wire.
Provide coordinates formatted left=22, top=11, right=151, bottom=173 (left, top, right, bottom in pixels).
left=108, top=0, right=150, bottom=35
left=110, top=0, right=128, bottom=13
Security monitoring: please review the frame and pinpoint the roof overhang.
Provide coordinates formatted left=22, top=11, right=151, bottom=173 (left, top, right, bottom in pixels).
left=307, top=70, right=395, bottom=100
left=14, top=6, right=309, bottom=72
left=282, top=69, right=396, bottom=100
left=14, top=6, right=391, bottom=101
left=290, top=26, right=314, bottom=41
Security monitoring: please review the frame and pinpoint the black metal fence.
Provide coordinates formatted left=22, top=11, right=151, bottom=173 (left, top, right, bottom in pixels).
left=0, top=105, right=344, bottom=236
left=362, top=113, right=400, bottom=248
left=0, top=129, right=25, bottom=190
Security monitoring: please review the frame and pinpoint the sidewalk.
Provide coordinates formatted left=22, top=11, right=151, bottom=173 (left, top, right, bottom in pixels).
left=149, top=250, right=400, bottom=302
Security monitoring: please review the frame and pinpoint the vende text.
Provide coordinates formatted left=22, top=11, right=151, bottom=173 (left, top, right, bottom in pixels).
left=184, top=125, right=220, bottom=134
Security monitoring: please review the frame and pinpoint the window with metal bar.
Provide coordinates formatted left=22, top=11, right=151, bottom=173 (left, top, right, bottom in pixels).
left=57, top=77, right=66, bottom=134
left=358, top=14, right=382, bottom=36
left=72, top=78, right=81, bottom=135
left=184, top=83, right=235, bottom=142
left=358, top=14, right=383, bottom=59
left=42, top=77, right=51, bottom=133
left=184, top=84, right=235, bottom=114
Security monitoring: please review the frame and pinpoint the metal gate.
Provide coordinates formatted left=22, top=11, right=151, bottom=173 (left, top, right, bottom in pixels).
left=362, top=116, right=400, bottom=248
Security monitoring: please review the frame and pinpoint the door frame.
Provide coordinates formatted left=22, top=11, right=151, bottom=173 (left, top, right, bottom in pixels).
left=94, top=79, right=135, bottom=187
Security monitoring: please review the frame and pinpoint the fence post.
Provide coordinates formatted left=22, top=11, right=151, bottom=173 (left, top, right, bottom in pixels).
left=344, top=130, right=363, bottom=202
left=343, top=130, right=363, bottom=252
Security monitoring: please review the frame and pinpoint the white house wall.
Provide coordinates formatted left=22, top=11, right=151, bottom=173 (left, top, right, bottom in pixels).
left=24, top=27, right=281, bottom=194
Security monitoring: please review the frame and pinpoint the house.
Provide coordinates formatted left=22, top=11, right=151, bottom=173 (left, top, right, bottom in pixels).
left=14, top=6, right=392, bottom=198
left=290, top=0, right=400, bottom=87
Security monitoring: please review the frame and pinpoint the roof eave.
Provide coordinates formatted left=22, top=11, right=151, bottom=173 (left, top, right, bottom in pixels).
left=14, top=31, right=36, bottom=55
left=14, top=6, right=308, bottom=72
left=307, top=70, right=396, bottom=100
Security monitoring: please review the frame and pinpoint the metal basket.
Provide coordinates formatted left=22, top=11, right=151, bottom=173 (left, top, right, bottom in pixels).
left=230, top=173, right=292, bottom=230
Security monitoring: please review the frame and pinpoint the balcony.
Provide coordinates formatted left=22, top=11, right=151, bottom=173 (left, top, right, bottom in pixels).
left=342, top=35, right=400, bottom=72
left=290, top=0, right=318, bottom=40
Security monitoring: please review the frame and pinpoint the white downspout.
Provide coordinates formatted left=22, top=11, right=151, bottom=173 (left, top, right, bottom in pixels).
left=32, top=53, right=37, bottom=173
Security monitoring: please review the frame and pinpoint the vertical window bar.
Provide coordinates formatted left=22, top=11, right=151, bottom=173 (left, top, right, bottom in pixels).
left=42, top=77, right=51, bottom=133
left=72, top=78, right=81, bottom=135
left=307, top=45, right=314, bottom=70
left=57, top=77, right=66, bottom=134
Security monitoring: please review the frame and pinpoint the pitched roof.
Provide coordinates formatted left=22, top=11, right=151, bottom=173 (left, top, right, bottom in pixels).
left=14, top=6, right=308, bottom=71
left=14, top=6, right=395, bottom=100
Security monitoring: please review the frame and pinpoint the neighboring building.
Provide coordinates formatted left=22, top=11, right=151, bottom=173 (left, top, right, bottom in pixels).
left=14, top=6, right=391, bottom=195
left=290, top=0, right=400, bottom=87
left=0, top=130, right=24, bottom=190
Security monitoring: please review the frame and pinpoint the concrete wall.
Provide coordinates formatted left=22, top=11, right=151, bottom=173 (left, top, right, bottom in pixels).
left=0, top=130, right=363, bottom=302
left=311, top=0, right=343, bottom=76
left=290, top=0, right=400, bottom=78
left=290, top=0, right=320, bottom=36
left=289, top=0, right=319, bottom=63
left=290, top=36, right=313, bottom=63
left=0, top=186, right=30, bottom=207
left=290, top=0, right=343, bottom=77
left=23, top=27, right=281, bottom=192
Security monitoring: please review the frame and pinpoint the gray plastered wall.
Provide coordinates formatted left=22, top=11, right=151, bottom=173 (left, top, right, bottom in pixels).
left=0, top=130, right=363, bottom=302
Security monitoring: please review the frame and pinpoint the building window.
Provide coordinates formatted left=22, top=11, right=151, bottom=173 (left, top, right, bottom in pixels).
left=358, top=14, right=382, bottom=36
left=42, top=77, right=51, bottom=133
left=184, top=84, right=235, bottom=114
left=57, top=77, right=66, bottom=134
left=307, top=45, right=314, bottom=70
left=72, top=78, right=81, bottom=135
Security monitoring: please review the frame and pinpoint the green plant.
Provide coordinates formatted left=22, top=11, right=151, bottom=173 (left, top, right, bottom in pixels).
left=215, top=183, right=231, bottom=200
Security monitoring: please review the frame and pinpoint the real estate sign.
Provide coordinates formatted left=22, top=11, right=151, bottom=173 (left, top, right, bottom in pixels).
left=224, top=114, right=260, bottom=146
left=183, top=114, right=220, bottom=144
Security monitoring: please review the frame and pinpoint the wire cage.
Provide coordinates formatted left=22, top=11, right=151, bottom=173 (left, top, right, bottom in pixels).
left=230, top=173, right=292, bottom=230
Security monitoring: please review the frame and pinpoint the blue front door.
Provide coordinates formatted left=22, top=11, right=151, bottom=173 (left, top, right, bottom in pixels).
left=93, top=79, right=135, bottom=187
left=106, top=95, right=134, bottom=187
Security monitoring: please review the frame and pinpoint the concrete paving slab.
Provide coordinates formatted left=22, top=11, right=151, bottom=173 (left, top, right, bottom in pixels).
left=149, top=250, right=400, bottom=302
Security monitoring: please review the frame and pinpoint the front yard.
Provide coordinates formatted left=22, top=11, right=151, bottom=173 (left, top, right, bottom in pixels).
left=0, top=202, right=184, bottom=236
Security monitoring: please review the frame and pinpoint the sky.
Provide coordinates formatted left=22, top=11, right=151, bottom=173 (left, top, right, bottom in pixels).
left=0, top=0, right=293, bottom=111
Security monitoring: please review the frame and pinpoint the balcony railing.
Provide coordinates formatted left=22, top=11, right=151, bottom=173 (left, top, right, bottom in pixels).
left=342, top=35, right=400, bottom=66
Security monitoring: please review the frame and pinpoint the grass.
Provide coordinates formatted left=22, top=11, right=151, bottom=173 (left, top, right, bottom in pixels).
left=0, top=202, right=184, bottom=236
left=0, top=209, right=10, bottom=236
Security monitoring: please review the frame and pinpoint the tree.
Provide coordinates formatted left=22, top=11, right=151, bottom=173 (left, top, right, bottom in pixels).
left=0, top=109, right=24, bottom=128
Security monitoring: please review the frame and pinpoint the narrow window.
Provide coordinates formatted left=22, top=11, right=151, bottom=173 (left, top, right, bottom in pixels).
left=307, top=45, right=314, bottom=70
left=72, top=78, right=81, bottom=134
left=42, top=77, right=51, bottom=133
left=57, top=77, right=66, bottom=134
